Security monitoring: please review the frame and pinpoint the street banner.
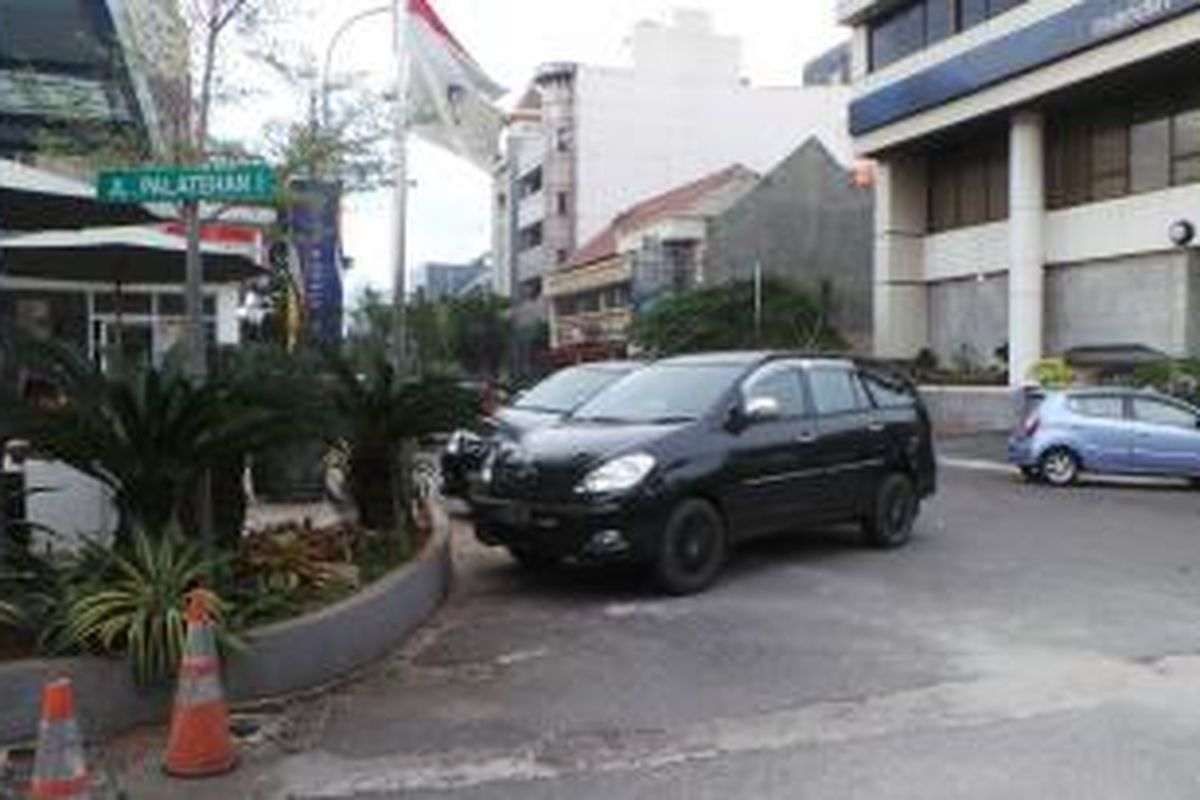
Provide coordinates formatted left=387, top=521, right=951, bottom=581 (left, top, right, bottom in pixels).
left=287, top=181, right=343, bottom=345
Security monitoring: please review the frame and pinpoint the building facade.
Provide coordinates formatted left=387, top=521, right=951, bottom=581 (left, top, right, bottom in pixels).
left=494, top=8, right=854, bottom=325
left=842, top=0, right=1200, bottom=384
left=705, top=138, right=874, bottom=350
left=416, top=257, right=492, bottom=301
left=544, top=166, right=759, bottom=353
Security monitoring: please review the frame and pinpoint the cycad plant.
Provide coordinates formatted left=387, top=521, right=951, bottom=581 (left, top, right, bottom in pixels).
left=0, top=338, right=297, bottom=548
left=322, top=350, right=474, bottom=533
left=63, top=531, right=231, bottom=684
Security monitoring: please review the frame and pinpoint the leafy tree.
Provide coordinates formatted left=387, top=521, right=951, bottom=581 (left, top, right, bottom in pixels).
left=630, top=278, right=845, bottom=356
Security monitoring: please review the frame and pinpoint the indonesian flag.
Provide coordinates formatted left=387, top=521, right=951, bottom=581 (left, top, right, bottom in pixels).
left=407, top=0, right=505, bottom=171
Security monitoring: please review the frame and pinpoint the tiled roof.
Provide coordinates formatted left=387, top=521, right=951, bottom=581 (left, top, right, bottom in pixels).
left=564, top=164, right=757, bottom=270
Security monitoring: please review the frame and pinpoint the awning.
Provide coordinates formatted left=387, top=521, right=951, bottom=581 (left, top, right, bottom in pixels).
left=0, top=225, right=263, bottom=284
left=1, top=159, right=163, bottom=230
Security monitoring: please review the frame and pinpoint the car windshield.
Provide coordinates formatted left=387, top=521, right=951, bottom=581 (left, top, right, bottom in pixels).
left=513, top=366, right=627, bottom=413
left=572, top=364, right=745, bottom=423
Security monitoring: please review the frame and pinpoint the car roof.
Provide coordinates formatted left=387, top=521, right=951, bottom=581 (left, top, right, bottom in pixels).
left=571, top=360, right=642, bottom=373
left=654, top=351, right=856, bottom=369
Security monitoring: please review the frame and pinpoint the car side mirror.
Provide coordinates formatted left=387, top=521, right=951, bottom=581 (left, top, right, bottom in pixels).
left=745, top=396, right=781, bottom=422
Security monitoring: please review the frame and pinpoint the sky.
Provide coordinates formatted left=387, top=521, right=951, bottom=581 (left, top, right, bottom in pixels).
left=213, top=0, right=844, bottom=306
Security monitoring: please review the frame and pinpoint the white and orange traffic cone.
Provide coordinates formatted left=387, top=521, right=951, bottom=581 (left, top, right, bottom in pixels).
left=29, top=678, right=91, bottom=799
left=163, top=590, right=237, bottom=778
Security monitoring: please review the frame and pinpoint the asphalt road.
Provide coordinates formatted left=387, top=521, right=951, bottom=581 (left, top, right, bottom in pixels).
left=116, top=455, right=1200, bottom=798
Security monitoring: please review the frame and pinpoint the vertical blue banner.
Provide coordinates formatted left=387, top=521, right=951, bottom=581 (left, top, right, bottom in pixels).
left=288, top=180, right=343, bottom=344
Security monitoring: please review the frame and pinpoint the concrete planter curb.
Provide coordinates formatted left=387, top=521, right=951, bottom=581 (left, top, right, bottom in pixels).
left=0, top=505, right=452, bottom=746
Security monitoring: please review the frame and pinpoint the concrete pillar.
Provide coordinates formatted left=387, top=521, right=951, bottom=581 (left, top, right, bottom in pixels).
left=872, top=155, right=929, bottom=359
left=1008, top=110, right=1045, bottom=385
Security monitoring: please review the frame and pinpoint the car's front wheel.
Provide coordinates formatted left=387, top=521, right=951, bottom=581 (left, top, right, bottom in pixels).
left=653, top=499, right=727, bottom=596
left=862, top=472, right=917, bottom=549
left=1038, top=447, right=1079, bottom=487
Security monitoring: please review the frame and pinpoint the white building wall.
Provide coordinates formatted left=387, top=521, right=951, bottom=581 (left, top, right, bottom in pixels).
left=574, top=70, right=851, bottom=244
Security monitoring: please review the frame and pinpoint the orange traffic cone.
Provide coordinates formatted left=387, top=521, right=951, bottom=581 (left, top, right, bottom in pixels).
left=29, top=678, right=91, bottom=799
left=163, top=590, right=237, bottom=778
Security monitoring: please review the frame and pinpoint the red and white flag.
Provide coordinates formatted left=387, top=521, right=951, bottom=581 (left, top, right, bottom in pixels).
left=407, top=0, right=505, bottom=171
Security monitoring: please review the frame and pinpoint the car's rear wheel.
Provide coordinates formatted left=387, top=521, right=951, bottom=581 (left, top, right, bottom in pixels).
left=508, top=546, right=559, bottom=571
left=862, top=472, right=917, bottom=549
left=1039, top=447, right=1079, bottom=487
left=653, top=499, right=727, bottom=596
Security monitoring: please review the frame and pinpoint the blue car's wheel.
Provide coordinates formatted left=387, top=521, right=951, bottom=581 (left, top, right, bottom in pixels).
left=1039, top=447, right=1079, bottom=487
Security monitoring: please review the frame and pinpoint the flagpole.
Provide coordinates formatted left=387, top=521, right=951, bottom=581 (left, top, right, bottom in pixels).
left=390, top=0, right=412, bottom=371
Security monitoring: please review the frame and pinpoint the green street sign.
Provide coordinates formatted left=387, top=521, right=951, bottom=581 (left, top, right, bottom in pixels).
left=97, top=164, right=278, bottom=204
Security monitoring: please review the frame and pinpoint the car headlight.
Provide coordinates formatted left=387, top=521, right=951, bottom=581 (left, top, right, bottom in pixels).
left=480, top=449, right=497, bottom=485
left=445, top=430, right=467, bottom=455
left=577, top=453, right=656, bottom=495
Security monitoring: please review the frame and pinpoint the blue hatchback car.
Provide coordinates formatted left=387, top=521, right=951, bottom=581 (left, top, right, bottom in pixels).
left=1009, top=388, right=1200, bottom=486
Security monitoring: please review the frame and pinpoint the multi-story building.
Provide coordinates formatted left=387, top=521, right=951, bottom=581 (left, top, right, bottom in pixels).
left=544, top=165, right=759, bottom=353
left=494, top=8, right=854, bottom=325
left=416, top=257, right=492, bottom=301
left=0, top=0, right=188, bottom=163
left=841, top=0, right=1200, bottom=384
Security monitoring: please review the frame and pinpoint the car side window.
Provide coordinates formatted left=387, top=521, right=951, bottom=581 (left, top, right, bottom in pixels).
left=1133, top=398, right=1197, bottom=429
left=808, top=368, right=869, bottom=416
left=1068, top=396, right=1125, bottom=419
left=742, top=364, right=809, bottom=418
left=861, top=373, right=915, bottom=409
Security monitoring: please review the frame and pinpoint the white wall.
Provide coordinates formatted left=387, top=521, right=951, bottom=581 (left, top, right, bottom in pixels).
left=24, top=459, right=118, bottom=550
left=575, top=70, right=851, bottom=243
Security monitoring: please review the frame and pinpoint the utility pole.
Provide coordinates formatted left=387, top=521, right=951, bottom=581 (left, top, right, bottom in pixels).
left=183, top=199, right=206, bottom=379
left=390, top=0, right=412, bottom=371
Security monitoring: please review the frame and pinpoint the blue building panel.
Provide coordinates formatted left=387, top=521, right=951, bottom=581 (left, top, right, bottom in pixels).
left=851, top=0, right=1200, bottom=135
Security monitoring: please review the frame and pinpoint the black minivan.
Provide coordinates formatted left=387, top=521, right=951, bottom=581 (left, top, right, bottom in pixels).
left=470, top=352, right=936, bottom=595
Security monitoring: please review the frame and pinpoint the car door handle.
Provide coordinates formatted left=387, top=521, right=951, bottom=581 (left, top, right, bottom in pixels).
left=868, top=422, right=885, bottom=433
left=797, top=431, right=817, bottom=444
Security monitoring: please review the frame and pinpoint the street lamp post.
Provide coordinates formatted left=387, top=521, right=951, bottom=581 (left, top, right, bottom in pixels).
left=320, top=5, right=392, bottom=129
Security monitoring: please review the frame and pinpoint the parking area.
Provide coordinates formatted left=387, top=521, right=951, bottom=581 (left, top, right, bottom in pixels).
left=114, top=459, right=1200, bottom=798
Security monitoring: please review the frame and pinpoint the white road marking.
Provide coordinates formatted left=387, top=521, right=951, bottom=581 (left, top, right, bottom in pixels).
left=939, top=457, right=1016, bottom=474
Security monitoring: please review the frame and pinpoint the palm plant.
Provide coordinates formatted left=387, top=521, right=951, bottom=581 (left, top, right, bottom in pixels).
left=322, top=350, right=474, bottom=532
left=63, top=531, right=231, bottom=684
left=0, top=338, right=298, bottom=548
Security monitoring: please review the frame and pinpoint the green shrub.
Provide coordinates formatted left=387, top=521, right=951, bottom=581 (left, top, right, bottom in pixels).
left=62, top=531, right=233, bottom=684
left=1030, top=358, right=1074, bottom=389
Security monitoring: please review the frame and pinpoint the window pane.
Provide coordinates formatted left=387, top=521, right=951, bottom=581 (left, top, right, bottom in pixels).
left=926, top=0, right=955, bottom=43
left=988, top=0, right=1025, bottom=16
left=958, top=156, right=988, bottom=226
left=1130, top=117, right=1170, bottom=193
left=743, top=366, right=809, bottom=417
left=986, top=143, right=1008, bottom=220
left=808, top=369, right=866, bottom=415
left=870, top=3, right=925, bottom=70
left=1173, top=155, right=1200, bottom=186
left=1062, top=125, right=1090, bottom=207
left=961, top=0, right=988, bottom=28
left=1133, top=398, right=1196, bottom=428
left=862, top=373, right=915, bottom=408
left=1068, top=396, right=1124, bottom=419
left=930, top=160, right=958, bottom=231
left=1173, top=108, right=1200, bottom=158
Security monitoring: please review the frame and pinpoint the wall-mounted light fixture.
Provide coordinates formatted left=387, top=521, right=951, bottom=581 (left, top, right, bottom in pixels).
left=1168, top=219, right=1195, bottom=248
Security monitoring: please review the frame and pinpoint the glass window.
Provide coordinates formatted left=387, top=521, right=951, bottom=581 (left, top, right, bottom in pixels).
left=516, top=365, right=628, bottom=414
left=930, top=161, right=958, bottom=232
left=1130, top=117, right=1171, bottom=193
left=1171, top=109, right=1200, bottom=185
left=958, top=156, right=988, bottom=226
left=808, top=368, right=868, bottom=415
left=1090, top=119, right=1128, bottom=201
left=960, top=0, right=988, bottom=28
left=926, top=0, right=955, bottom=43
left=573, top=364, right=745, bottom=423
left=1068, top=395, right=1125, bottom=419
left=742, top=364, right=810, bottom=418
left=870, top=3, right=925, bottom=70
left=862, top=373, right=916, bottom=408
left=988, top=0, right=1025, bottom=14
left=986, top=142, right=1009, bottom=219
left=1133, top=398, right=1197, bottom=429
